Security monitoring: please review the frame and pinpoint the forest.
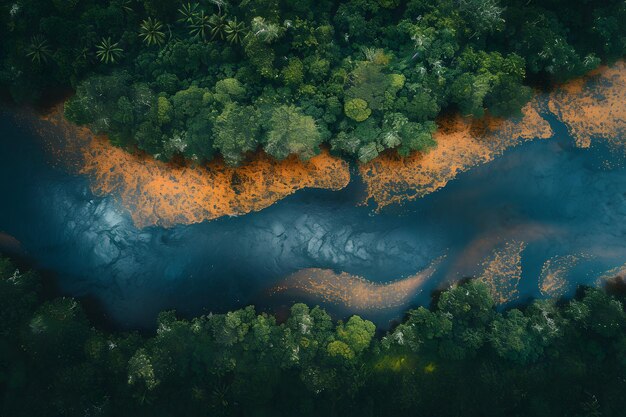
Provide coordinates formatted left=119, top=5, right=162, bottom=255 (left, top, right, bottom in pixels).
left=1, top=0, right=626, bottom=164
left=2, top=257, right=626, bottom=416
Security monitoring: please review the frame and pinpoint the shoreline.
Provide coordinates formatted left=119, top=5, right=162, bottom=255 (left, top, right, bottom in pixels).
left=28, top=61, right=626, bottom=228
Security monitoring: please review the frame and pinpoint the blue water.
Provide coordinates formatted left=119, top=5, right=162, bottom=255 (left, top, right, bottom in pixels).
left=1, top=110, right=625, bottom=328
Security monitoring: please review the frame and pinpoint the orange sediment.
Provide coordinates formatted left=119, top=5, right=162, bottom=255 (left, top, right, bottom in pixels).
left=359, top=99, right=553, bottom=209
left=270, top=259, right=441, bottom=311
left=595, top=262, right=626, bottom=287
left=478, top=240, right=527, bottom=304
left=360, top=60, right=626, bottom=209
left=548, top=61, right=626, bottom=149
left=36, top=106, right=351, bottom=228
left=32, top=61, right=626, bottom=229
left=539, top=254, right=590, bottom=297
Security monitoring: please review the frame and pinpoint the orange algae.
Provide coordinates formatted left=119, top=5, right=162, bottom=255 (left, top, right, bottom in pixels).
left=539, top=254, right=589, bottom=297
left=37, top=107, right=350, bottom=228
left=478, top=241, right=527, bottom=304
left=548, top=61, right=626, bottom=149
left=359, top=99, right=553, bottom=208
left=270, top=259, right=441, bottom=311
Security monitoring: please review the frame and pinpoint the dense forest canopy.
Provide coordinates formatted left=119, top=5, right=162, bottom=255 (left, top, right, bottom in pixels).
left=1, top=0, right=625, bottom=164
left=2, top=258, right=626, bottom=416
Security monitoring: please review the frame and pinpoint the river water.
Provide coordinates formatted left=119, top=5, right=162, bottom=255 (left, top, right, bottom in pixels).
left=1, top=109, right=626, bottom=329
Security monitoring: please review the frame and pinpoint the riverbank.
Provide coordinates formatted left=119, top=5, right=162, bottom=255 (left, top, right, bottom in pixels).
left=34, top=107, right=351, bottom=228
left=1, top=62, right=625, bottom=327
left=361, top=61, right=626, bottom=208
left=30, top=62, right=626, bottom=229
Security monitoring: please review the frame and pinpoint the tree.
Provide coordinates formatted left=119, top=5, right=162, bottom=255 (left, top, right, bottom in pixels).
left=244, top=36, right=275, bottom=77
left=156, top=96, right=173, bottom=125
left=170, top=85, right=209, bottom=120
left=139, top=17, right=166, bottom=47
left=225, top=18, right=247, bottom=44
left=344, top=98, right=371, bottom=122
left=396, top=121, right=437, bottom=156
left=458, top=0, right=504, bottom=36
left=250, top=16, right=283, bottom=43
left=484, top=75, right=532, bottom=117
left=209, top=13, right=227, bottom=40
left=282, top=58, right=304, bottom=87
left=449, top=72, right=491, bottom=117
left=568, top=289, right=625, bottom=338
left=213, top=103, right=261, bottom=165
left=189, top=10, right=211, bottom=41
left=327, top=340, right=355, bottom=360
left=183, top=112, right=215, bottom=160
left=346, top=62, right=393, bottom=112
left=96, top=37, right=123, bottom=64
left=264, top=105, right=322, bottom=160
left=335, top=316, right=376, bottom=355
left=128, top=348, right=160, bottom=395
left=177, top=2, right=199, bottom=24
left=490, top=309, right=542, bottom=364
left=26, top=36, right=52, bottom=64
left=213, top=78, right=246, bottom=103
left=64, top=71, right=134, bottom=131
left=0, top=259, right=40, bottom=336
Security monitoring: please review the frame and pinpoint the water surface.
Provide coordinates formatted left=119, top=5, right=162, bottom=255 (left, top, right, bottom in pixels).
left=1, top=110, right=625, bottom=328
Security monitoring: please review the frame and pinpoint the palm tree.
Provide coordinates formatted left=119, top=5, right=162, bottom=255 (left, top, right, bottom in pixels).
left=26, top=35, right=52, bottom=64
left=211, top=382, right=230, bottom=408
left=177, top=2, right=198, bottom=24
left=250, top=17, right=281, bottom=43
left=139, top=17, right=165, bottom=46
left=74, top=46, right=91, bottom=65
left=190, top=10, right=211, bottom=41
left=96, top=37, right=123, bottom=64
left=119, top=0, right=134, bottom=14
left=208, top=0, right=227, bottom=14
left=209, top=13, right=227, bottom=41
left=224, top=18, right=246, bottom=44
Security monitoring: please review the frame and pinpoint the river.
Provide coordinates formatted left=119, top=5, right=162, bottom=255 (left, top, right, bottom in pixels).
left=1, top=68, right=626, bottom=329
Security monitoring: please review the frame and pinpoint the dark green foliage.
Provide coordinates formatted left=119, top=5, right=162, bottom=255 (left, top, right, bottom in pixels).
left=2, top=258, right=626, bottom=416
left=3, top=0, right=624, bottom=165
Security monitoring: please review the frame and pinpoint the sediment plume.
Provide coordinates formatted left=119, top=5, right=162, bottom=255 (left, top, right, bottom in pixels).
left=595, top=262, right=626, bottom=287
left=539, top=254, right=590, bottom=297
left=36, top=107, right=351, bottom=228
left=478, top=240, right=527, bottom=304
left=270, top=258, right=442, bottom=311
left=359, top=99, right=553, bottom=209
left=360, top=61, right=626, bottom=209
left=31, top=61, right=626, bottom=228
left=548, top=61, right=626, bottom=149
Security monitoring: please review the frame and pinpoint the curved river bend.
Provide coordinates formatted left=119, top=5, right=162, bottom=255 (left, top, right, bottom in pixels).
left=1, top=69, right=626, bottom=329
